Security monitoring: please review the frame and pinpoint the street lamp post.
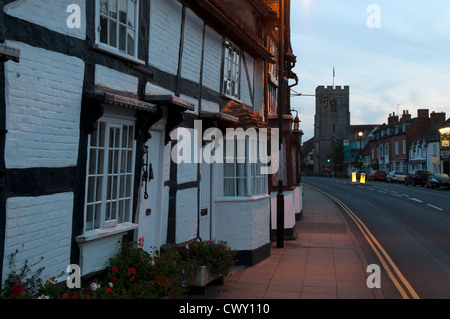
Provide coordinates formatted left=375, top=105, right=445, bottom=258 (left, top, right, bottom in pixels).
left=358, top=131, right=364, bottom=170
left=276, top=0, right=285, bottom=249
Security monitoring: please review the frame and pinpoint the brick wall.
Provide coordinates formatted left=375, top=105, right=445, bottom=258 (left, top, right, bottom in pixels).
left=2, top=193, right=73, bottom=283
left=4, top=0, right=86, bottom=40
left=148, top=0, right=182, bottom=75
left=4, top=41, right=84, bottom=169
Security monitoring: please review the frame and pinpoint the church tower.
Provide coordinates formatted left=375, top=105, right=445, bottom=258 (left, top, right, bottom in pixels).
left=314, top=85, right=350, bottom=175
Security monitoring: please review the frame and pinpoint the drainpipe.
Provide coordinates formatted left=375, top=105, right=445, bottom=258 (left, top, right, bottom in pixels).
left=276, top=0, right=285, bottom=249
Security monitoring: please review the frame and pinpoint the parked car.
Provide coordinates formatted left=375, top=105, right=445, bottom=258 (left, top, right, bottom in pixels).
left=369, top=170, right=387, bottom=181
left=386, top=171, right=407, bottom=183
left=404, top=170, right=432, bottom=186
left=426, top=173, right=450, bottom=189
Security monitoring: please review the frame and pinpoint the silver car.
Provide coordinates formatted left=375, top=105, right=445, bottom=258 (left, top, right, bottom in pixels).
left=386, top=171, right=407, bottom=183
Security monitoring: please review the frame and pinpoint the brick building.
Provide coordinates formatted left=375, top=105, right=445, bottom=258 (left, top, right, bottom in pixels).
left=368, top=109, right=446, bottom=173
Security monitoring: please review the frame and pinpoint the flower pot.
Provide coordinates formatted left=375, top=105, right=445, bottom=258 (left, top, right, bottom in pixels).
left=189, top=265, right=222, bottom=287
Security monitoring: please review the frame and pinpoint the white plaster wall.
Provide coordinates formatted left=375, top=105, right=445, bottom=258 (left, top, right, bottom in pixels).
left=176, top=188, right=198, bottom=244
left=2, top=193, right=73, bottom=284
left=95, top=64, right=138, bottom=93
left=148, top=0, right=182, bottom=75
left=214, top=196, right=270, bottom=251
left=4, top=0, right=86, bottom=40
left=180, top=8, right=203, bottom=84
left=270, top=190, right=296, bottom=231
left=4, top=41, right=84, bottom=169
left=202, top=26, right=222, bottom=93
left=240, top=52, right=254, bottom=107
left=78, top=234, right=122, bottom=276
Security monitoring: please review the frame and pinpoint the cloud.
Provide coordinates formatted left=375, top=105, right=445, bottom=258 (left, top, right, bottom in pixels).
left=290, top=0, right=450, bottom=143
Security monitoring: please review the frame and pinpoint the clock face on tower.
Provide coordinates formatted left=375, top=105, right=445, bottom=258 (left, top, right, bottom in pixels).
left=321, top=98, right=331, bottom=108
left=321, top=97, right=337, bottom=109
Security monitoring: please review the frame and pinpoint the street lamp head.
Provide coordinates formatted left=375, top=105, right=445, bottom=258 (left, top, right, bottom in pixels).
left=358, top=131, right=364, bottom=137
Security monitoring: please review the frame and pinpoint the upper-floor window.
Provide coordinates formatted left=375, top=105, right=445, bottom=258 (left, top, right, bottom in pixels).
left=222, top=40, right=241, bottom=98
left=97, top=0, right=139, bottom=59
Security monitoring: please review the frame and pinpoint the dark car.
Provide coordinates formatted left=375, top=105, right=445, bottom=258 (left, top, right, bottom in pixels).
left=426, top=173, right=450, bottom=189
left=405, top=170, right=432, bottom=186
left=369, top=170, right=387, bottom=181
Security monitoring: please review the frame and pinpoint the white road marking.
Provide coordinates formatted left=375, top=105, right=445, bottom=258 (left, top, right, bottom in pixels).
left=427, top=204, right=443, bottom=211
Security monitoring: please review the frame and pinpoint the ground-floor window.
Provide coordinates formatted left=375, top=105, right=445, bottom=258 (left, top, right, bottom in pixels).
left=224, top=136, right=268, bottom=197
left=84, top=112, right=136, bottom=232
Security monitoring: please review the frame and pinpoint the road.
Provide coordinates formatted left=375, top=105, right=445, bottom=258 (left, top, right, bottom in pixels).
left=302, top=176, right=450, bottom=299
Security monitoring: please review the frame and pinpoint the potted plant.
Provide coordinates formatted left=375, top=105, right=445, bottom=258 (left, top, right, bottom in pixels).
left=186, top=240, right=237, bottom=288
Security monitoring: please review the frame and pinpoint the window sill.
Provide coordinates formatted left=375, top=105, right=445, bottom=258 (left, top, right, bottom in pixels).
left=221, top=94, right=244, bottom=105
left=94, top=43, right=145, bottom=65
left=215, top=194, right=270, bottom=203
left=76, top=223, right=138, bottom=243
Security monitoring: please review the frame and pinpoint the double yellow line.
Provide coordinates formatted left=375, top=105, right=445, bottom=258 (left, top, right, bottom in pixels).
left=304, top=183, right=420, bottom=299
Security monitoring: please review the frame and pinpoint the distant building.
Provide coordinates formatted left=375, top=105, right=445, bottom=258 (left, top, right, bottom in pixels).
left=313, top=85, right=350, bottom=176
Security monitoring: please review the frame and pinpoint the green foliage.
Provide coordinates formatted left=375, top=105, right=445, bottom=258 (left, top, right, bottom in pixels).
left=187, top=240, right=237, bottom=278
left=0, top=237, right=237, bottom=299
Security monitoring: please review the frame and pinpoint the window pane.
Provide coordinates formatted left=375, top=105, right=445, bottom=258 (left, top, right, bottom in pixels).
left=89, top=149, right=97, bottom=175
left=100, top=0, right=108, bottom=14
left=237, top=178, right=246, bottom=196
left=224, top=179, right=235, bottom=196
left=97, top=150, right=105, bottom=174
left=127, top=0, right=136, bottom=28
left=125, top=175, right=132, bottom=197
left=119, top=0, right=127, bottom=24
left=87, top=177, right=96, bottom=203
left=126, top=151, right=133, bottom=173
left=119, top=24, right=126, bottom=53
left=127, top=28, right=135, bottom=56
left=109, top=0, right=117, bottom=19
left=109, top=20, right=117, bottom=47
left=119, top=175, right=125, bottom=198
left=98, top=122, right=106, bottom=147
left=224, top=163, right=235, bottom=177
left=96, top=176, right=103, bottom=201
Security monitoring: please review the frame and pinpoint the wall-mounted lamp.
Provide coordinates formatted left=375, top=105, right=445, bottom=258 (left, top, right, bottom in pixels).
left=291, top=109, right=300, bottom=131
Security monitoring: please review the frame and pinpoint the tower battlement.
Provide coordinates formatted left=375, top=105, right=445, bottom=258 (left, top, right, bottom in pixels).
left=316, top=85, right=350, bottom=93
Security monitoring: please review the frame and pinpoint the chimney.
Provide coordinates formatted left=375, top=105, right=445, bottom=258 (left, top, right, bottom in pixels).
left=430, top=111, right=446, bottom=126
left=417, top=109, right=429, bottom=119
left=400, top=110, right=411, bottom=122
left=388, top=112, right=399, bottom=125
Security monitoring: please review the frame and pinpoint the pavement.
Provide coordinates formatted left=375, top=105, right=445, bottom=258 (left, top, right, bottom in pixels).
left=198, top=184, right=383, bottom=299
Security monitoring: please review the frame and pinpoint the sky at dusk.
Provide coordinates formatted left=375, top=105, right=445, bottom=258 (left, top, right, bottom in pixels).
left=289, top=0, right=450, bottom=142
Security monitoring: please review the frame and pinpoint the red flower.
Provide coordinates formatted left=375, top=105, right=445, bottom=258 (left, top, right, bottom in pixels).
left=10, top=284, right=24, bottom=297
left=138, top=236, right=145, bottom=247
left=111, top=266, right=118, bottom=273
left=111, top=276, right=117, bottom=283
left=105, top=288, right=112, bottom=294
left=62, top=293, right=69, bottom=299
left=50, top=276, right=56, bottom=282
left=128, top=267, right=136, bottom=281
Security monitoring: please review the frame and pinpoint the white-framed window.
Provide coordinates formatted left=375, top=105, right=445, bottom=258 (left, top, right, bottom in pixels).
left=222, top=40, right=241, bottom=98
left=395, top=141, right=399, bottom=155
left=96, top=0, right=139, bottom=59
left=402, top=140, right=406, bottom=155
left=223, top=136, right=268, bottom=197
left=84, top=115, right=136, bottom=232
